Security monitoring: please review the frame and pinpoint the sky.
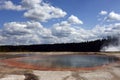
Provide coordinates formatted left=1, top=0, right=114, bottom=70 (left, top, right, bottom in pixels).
left=0, top=0, right=120, bottom=45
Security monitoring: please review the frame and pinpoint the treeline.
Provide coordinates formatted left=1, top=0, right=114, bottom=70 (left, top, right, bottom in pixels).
left=0, top=39, right=110, bottom=52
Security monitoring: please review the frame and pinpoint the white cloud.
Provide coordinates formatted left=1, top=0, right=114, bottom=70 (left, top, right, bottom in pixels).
left=52, top=15, right=83, bottom=27
left=51, top=15, right=83, bottom=38
left=52, top=23, right=73, bottom=38
left=22, top=0, right=42, bottom=8
left=24, top=3, right=67, bottom=22
left=0, top=0, right=120, bottom=46
left=22, top=0, right=67, bottom=22
left=51, top=16, right=103, bottom=43
left=68, top=15, right=83, bottom=24
left=0, top=0, right=42, bottom=11
left=108, top=11, right=120, bottom=21
left=0, top=21, right=57, bottom=45
left=0, top=21, right=120, bottom=45
left=0, top=1, right=25, bottom=11
left=99, top=10, right=108, bottom=15
left=0, top=0, right=67, bottom=22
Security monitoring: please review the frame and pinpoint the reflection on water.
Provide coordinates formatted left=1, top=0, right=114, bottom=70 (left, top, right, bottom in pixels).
left=18, top=55, right=119, bottom=68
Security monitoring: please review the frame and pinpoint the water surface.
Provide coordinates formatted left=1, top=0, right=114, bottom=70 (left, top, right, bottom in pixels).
left=17, top=54, right=119, bottom=68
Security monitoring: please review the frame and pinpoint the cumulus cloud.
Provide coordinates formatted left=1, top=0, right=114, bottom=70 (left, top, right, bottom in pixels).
left=1, top=9, right=120, bottom=45
left=68, top=15, right=83, bottom=24
left=0, top=21, right=120, bottom=45
left=51, top=24, right=91, bottom=43
left=99, top=11, right=120, bottom=24
left=55, top=15, right=83, bottom=26
left=51, top=22, right=120, bottom=44
left=0, top=21, right=57, bottom=45
left=52, top=23, right=73, bottom=38
left=107, top=11, right=120, bottom=21
left=0, top=0, right=120, bottom=46
left=22, top=0, right=42, bottom=8
left=23, top=0, right=67, bottom=22
left=0, top=0, right=25, bottom=11
left=24, top=5, right=67, bottom=22
left=0, top=0, right=42, bottom=11
left=99, top=10, right=108, bottom=15
left=0, top=0, right=67, bottom=22
left=0, top=0, right=67, bottom=45
left=51, top=15, right=83, bottom=38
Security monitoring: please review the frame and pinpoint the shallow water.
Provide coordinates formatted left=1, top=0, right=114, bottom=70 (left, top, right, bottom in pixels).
left=17, top=54, right=119, bottom=68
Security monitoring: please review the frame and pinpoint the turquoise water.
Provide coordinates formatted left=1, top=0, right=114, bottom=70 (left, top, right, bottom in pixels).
left=18, top=54, right=119, bottom=68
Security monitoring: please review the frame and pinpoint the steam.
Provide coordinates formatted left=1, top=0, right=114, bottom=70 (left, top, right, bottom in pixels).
left=101, top=36, right=120, bottom=52
left=101, top=45, right=120, bottom=52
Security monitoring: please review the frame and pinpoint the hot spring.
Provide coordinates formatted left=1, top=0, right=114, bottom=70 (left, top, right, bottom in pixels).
left=1, top=54, right=120, bottom=70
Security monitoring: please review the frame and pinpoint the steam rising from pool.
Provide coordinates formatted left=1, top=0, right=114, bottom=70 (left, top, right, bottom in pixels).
left=101, top=46, right=120, bottom=52
left=101, top=36, right=120, bottom=52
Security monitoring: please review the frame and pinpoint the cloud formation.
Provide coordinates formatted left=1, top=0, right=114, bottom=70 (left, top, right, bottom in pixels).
left=0, top=21, right=57, bottom=45
left=51, top=15, right=83, bottom=39
left=99, top=10, right=108, bottom=15
left=0, top=0, right=25, bottom=11
left=0, top=14, right=85, bottom=45
left=68, top=15, right=83, bottom=24
left=22, top=0, right=42, bottom=8
left=108, top=11, right=120, bottom=21
left=0, top=17, right=120, bottom=45
left=0, top=0, right=120, bottom=47
left=24, top=4, right=67, bottom=22
left=0, top=0, right=67, bottom=22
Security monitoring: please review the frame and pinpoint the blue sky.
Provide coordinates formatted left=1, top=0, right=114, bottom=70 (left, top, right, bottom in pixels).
left=46, top=0, right=120, bottom=28
left=1, top=0, right=120, bottom=29
left=0, top=0, right=120, bottom=46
